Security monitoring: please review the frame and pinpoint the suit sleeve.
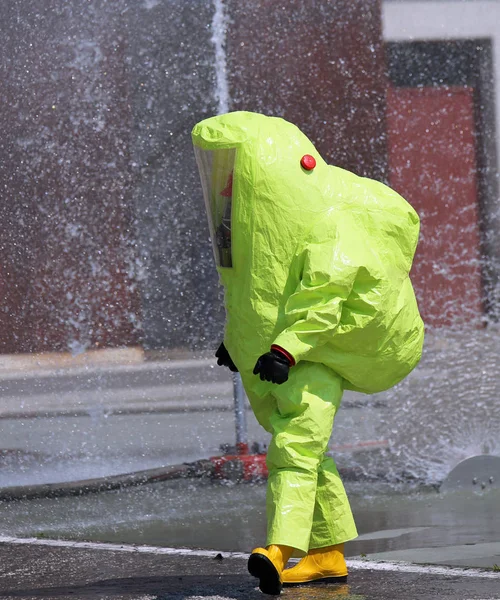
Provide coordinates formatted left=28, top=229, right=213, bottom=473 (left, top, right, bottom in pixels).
left=272, top=243, right=357, bottom=363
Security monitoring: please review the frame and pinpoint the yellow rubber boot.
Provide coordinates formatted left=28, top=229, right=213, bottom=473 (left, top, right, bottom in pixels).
left=282, top=543, right=348, bottom=586
left=248, top=544, right=294, bottom=595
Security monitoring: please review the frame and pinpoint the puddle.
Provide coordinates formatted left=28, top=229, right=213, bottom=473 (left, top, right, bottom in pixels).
left=1, top=478, right=499, bottom=568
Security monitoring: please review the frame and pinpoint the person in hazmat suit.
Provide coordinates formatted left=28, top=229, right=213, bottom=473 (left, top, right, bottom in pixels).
left=192, top=111, right=424, bottom=596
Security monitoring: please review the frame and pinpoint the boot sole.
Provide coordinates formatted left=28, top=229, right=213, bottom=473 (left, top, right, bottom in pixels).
left=283, top=575, right=348, bottom=587
left=248, top=552, right=282, bottom=595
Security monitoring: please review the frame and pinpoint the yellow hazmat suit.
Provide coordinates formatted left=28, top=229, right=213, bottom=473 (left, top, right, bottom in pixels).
left=192, top=111, right=423, bottom=556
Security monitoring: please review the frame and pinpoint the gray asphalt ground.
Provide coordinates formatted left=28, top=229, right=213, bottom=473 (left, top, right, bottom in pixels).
left=0, top=357, right=382, bottom=487
left=0, top=537, right=499, bottom=600
left=1, top=333, right=500, bottom=598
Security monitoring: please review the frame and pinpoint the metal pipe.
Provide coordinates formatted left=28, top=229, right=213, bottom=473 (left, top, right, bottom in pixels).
left=233, top=372, right=248, bottom=453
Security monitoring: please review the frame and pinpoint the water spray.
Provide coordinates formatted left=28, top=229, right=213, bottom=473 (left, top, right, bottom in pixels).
left=211, top=0, right=229, bottom=115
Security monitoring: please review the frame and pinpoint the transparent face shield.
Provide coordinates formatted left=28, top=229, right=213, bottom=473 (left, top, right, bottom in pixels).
left=194, top=146, right=236, bottom=268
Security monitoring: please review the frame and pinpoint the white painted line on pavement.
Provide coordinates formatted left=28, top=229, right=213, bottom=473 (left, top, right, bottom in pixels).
left=0, top=381, right=233, bottom=418
left=0, top=535, right=247, bottom=560
left=0, top=358, right=216, bottom=381
left=347, top=558, right=499, bottom=579
left=0, top=536, right=498, bottom=579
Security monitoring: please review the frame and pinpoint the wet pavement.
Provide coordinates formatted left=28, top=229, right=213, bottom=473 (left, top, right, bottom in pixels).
left=0, top=536, right=499, bottom=600
left=2, top=329, right=500, bottom=490
left=1, top=479, right=500, bottom=570
left=0, top=359, right=381, bottom=487
left=1, top=333, right=500, bottom=596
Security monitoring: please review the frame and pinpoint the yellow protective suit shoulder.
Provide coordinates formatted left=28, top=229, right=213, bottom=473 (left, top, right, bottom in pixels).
left=192, top=111, right=424, bottom=394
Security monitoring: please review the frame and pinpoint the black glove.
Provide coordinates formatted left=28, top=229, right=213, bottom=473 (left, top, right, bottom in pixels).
left=253, top=348, right=292, bottom=384
left=215, top=342, right=238, bottom=372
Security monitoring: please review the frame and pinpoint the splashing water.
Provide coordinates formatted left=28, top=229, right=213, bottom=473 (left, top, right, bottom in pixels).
left=211, top=0, right=230, bottom=115
left=358, top=327, right=500, bottom=485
